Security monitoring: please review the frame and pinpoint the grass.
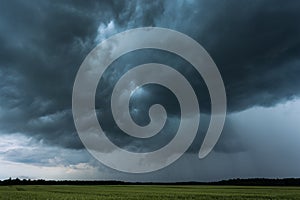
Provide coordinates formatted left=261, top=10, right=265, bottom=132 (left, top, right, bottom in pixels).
left=0, top=185, right=300, bottom=200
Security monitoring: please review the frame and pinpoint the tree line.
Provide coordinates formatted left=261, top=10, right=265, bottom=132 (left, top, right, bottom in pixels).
left=1, top=178, right=300, bottom=186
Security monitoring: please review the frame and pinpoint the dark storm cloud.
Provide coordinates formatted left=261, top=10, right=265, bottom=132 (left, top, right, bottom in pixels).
left=0, top=0, right=107, bottom=149
left=0, top=0, right=300, bottom=153
left=198, top=1, right=300, bottom=111
left=154, top=0, right=300, bottom=111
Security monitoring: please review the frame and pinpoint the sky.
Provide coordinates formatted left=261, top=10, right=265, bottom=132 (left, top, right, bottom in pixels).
left=0, top=0, right=300, bottom=181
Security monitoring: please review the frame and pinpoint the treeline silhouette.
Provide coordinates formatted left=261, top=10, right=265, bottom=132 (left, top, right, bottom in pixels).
left=1, top=178, right=300, bottom=186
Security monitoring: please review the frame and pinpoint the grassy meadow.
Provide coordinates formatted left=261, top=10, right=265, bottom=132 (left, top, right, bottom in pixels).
left=0, top=185, right=299, bottom=200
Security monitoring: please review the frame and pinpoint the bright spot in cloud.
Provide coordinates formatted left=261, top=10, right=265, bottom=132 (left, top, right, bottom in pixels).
left=95, top=20, right=116, bottom=43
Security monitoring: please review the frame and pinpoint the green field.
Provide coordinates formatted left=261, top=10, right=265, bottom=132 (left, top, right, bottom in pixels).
left=0, top=185, right=299, bottom=200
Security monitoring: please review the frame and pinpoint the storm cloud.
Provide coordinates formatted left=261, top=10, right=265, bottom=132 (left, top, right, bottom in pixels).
left=0, top=0, right=300, bottom=180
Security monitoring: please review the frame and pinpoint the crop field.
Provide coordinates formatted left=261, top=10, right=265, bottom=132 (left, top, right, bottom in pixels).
left=0, top=185, right=299, bottom=200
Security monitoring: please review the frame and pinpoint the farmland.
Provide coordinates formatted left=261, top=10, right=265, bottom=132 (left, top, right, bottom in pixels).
left=0, top=185, right=300, bottom=200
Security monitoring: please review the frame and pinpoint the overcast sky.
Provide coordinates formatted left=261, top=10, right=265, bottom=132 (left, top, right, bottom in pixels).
left=0, top=0, right=300, bottom=181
